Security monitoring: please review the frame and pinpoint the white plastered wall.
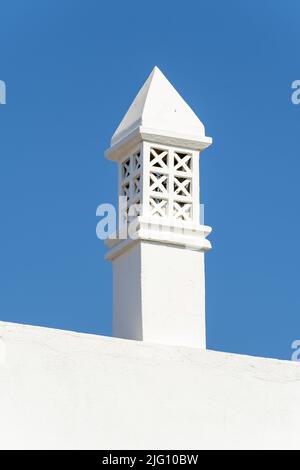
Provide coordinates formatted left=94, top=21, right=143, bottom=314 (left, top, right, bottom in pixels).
left=0, top=321, right=300, bottom=450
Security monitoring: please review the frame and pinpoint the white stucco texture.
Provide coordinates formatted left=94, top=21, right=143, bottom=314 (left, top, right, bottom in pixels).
left=0, top=321, right=300, bottom=450
left=112, top=241, right=206, bottom=348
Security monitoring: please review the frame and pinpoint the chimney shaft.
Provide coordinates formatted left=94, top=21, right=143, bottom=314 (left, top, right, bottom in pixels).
left=105, top=67, right=212, bottom=348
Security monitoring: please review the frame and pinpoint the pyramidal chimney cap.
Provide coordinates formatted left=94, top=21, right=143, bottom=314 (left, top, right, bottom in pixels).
left=107, top=66, right=212, bottom=160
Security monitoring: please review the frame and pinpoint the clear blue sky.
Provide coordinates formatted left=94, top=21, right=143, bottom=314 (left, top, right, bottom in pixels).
left=0, top=0, right=299, bottom=360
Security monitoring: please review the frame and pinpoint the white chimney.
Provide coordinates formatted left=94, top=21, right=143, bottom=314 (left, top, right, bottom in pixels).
left=105, top=66, right=212, bottom=348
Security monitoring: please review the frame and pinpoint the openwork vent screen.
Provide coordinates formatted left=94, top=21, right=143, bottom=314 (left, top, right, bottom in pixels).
left=119, top=146, right=195, bottom=223
left=120, top=150, right=142, bottom=220
left=149, top=147, right=193, bottom=221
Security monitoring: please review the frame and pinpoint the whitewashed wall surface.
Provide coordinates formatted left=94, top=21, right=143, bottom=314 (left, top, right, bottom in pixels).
left=0, top=321, right=300, bottom=450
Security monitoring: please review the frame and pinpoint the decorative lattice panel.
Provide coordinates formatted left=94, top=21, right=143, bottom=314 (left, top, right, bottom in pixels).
left=148, top=147, right=169, bottom=219
left=173, top=201, right=193, bottom=221
left=122, top=157, right=131, bottom=179
left=133, top=174, right=141, bottom=196
left=120, top=150, right=141, bottom=221
left=174, top=152, right=192, bottom=173
left=174, top=176, right=192, bottom=197
left=149, top=172, right=168, bottom=194
left=150, top=197, right=168, bottom=217
left=120, top=181, right=130, bottom=201
left=119, top=146, right=195, bottom=224
left=148, top=147, right=194, bottom=222
left=150, top=147, right=168, bottom=169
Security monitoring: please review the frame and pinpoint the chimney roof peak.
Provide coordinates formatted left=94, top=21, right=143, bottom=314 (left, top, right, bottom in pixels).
left=111, top=66, right=207, bottom=147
